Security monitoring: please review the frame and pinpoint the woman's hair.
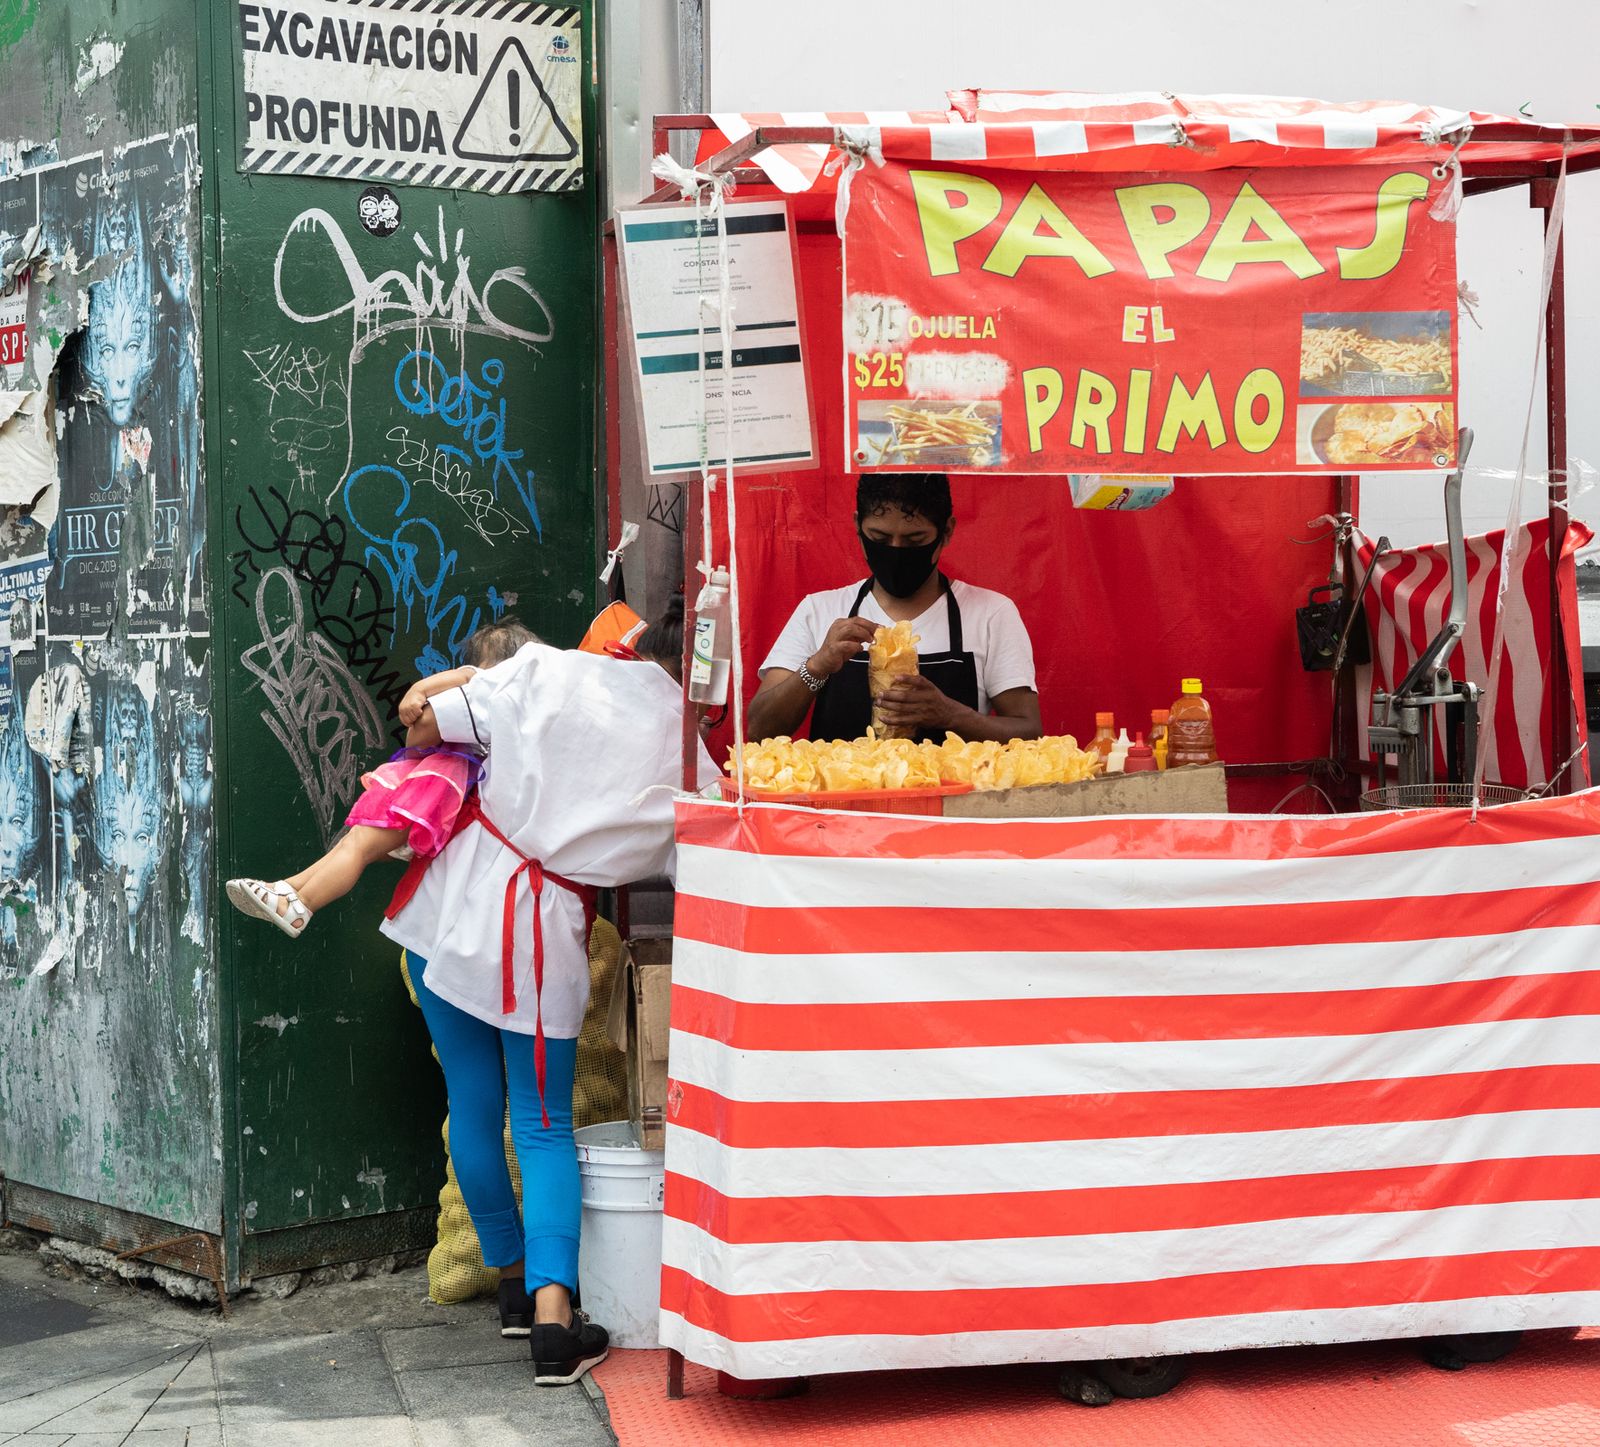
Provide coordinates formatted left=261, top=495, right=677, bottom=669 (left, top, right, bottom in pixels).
left=634, top=595, right=685, bottom=680
left=856, top=472, right=953, bottom=532
left=462, top=616, right=539, bottom=668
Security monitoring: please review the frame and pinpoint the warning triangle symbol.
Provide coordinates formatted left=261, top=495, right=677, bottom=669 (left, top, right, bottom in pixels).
left=453, top=37, right=580, bottom=165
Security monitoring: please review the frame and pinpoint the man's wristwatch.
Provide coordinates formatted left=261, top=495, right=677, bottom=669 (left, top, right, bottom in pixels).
left=797, top=660, right=826, bottom=694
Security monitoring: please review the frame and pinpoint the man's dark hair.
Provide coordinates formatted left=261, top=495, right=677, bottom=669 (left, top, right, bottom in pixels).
left=635, top=594, right=685, bottom=680
left=462, top=616, right=539, bottom=668
left=855, top=472, right=953, bottom=533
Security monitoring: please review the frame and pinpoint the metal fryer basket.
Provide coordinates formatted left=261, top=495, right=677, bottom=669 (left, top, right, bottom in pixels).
left=1359, top=783, right=1531, bottom=811
left=1335, top=370, right=1448, bottom=397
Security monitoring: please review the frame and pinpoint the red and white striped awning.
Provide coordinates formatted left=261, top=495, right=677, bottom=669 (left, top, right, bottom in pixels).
left=702, top=92, right=1600, bottom=195
left=703, top=110, right=949, bottom=193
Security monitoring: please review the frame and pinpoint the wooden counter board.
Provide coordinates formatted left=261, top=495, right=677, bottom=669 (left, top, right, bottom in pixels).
left=942, top=762, right=1228, bottom=818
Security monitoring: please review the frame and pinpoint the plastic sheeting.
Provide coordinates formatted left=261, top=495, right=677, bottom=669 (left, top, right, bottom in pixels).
left=661, top=791, right=1600, bottom=1377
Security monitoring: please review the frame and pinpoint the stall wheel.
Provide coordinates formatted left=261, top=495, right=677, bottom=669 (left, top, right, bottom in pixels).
left=1422, top=1331, right=1523, bottom=1370
left=1095, top=1356, right=1192, bottom=1399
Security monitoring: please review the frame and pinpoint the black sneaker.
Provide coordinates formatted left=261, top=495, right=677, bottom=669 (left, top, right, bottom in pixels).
left=497, top=1278, right=534, bottom=1338
left=530, top=1310, right=610, bottom=1386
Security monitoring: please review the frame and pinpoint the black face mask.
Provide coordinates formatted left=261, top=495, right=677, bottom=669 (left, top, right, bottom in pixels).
left=860, top=531, right=940, bottom=599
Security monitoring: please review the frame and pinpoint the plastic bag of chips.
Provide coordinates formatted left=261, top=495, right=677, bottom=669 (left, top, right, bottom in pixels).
left=868, top=622, right=919, bottom=739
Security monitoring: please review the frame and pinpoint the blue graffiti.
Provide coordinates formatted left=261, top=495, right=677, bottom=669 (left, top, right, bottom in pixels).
left=392, top=351, right=543, bottom=540
left=342, top=465, right=505, bottom=675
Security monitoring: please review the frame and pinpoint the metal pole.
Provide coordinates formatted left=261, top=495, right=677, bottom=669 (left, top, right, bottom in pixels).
left=673, top=0, right=705, bottom=166
left=681, top=479, right=702, bottom=794
left=1332, top=475, right=1360, bottom=802
left=1535, top=179, right=1571, bottom=792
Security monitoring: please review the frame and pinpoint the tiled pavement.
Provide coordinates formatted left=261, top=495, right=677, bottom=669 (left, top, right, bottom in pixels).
left=0, top=1241, right=614, bottom=1446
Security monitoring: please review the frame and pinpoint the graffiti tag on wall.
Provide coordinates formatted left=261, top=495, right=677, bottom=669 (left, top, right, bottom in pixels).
left=227, top=201, right=555, bottom=824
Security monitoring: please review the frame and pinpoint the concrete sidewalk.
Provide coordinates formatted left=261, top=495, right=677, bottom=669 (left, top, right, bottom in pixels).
left=0, top=1239, right=615, bottom=1446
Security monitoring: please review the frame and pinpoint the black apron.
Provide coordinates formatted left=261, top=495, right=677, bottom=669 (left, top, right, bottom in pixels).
left=810, top=576, right=982, bottom=743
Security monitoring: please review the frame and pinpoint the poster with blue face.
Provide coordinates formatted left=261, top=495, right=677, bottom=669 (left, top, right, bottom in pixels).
left=40, top=133, right=202, bottom=638
left=0, top=128, right=209, bottom=972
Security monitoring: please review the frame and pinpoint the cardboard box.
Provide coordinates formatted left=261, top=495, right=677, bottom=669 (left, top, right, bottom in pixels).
left=942, top=762, right=1228, bottom=818
left=605, top=936, right=673, bottom=1150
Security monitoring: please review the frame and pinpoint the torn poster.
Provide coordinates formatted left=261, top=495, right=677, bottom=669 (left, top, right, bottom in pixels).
left=40, top=131, right=205, bottom=637
left=0, top=390, right=56, bottom=511
left=0, top=261, right=25, bottom=383
left=237, top=1, right=584, bottom=194
left=0, top=168, right=38, bottom=388
left=0, top=508, right=48, bottom=656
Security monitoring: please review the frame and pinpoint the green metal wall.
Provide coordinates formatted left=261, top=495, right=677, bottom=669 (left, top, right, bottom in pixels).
left=201, top=0, right=600, bottom=1271
left=1, top=0, right=601, bottom=1276
left=0, top=2, right=218, bottom=1234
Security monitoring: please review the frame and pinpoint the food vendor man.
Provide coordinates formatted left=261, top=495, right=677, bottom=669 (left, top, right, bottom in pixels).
left=748, top=473, right=1041, bottom=743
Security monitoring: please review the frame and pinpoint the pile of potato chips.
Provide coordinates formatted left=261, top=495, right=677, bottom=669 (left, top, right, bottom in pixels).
left=733, top=731, right=1098, bottom=795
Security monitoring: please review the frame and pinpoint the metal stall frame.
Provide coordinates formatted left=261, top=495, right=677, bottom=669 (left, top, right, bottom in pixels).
left=618, top=115, right=1600, bottom=800
left=615, top=113, right=1600, bottom=1395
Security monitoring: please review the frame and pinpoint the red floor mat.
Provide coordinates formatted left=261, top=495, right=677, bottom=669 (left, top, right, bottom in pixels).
left=594, top=1330, right=1600, bottom=1446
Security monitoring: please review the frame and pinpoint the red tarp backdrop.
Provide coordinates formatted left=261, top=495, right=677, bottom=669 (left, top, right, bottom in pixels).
left=706, top=236, right=1343, bottom=811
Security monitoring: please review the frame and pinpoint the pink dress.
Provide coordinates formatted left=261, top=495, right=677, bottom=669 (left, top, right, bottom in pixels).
left=344, top=746, right=482, bottom=858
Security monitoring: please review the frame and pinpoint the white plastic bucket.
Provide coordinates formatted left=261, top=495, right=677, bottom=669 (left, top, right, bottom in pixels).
left=576, top=1121, right=666, bottom=1349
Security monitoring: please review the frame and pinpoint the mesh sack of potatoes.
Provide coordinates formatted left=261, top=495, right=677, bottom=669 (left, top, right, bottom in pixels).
left=401, top=919, right=630, bottom=1304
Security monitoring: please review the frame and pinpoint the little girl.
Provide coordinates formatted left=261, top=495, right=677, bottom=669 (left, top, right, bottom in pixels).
left=227, top=617, right=536, bottom=937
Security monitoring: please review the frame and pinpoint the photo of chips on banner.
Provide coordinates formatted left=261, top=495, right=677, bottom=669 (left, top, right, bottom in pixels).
left=733, top=733, right=1099, bottom=794
left=856, top=400, right=1003, bottom=468
left=1298, top=401, right=1456, bottom=468
left=868, top=621, right=919, bottom=738
left=1299, top=310, right=1453, bottom=396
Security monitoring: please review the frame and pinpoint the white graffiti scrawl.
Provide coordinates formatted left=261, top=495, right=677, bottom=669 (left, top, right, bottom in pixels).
left=240, top=567, right=388, bottom=847
left=272, top=205, right=555, bottom=494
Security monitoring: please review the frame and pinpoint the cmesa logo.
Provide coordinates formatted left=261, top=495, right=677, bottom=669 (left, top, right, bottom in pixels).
left=75, top=166, right=131, bottom=199
left=551, top=34, right=570, bottom=52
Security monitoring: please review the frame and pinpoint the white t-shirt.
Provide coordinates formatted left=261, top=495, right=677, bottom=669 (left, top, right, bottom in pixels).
left=381, top=645, right=720, bottom=1037
left=760, top=579, right=1037, bottom=713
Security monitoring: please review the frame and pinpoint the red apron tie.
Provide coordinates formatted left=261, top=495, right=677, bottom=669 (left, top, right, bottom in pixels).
left=387, top=794, right=597, bottom=1127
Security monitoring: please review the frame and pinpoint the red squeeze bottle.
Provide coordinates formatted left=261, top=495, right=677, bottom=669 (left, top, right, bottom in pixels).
left=1125, top=732, right=1157, bottom=773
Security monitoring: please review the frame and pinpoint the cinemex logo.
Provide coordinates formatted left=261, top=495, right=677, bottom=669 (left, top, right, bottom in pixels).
left=75, top=165, right=130, bottom=199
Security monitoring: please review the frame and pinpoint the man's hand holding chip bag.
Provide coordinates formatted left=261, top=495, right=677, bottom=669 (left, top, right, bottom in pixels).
left=875, top=674, right=961, bottom=733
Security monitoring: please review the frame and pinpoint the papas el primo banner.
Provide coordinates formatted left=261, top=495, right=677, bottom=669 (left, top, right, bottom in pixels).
left=843, top=163, right=1458, bottom=475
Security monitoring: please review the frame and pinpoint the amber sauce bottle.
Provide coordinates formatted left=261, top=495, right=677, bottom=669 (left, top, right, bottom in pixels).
left=1166, top=680, right=1218, bottom=768
left=1088, top=712, right=1116, bottom=774
left=1149, top=708, right=1170, bottom=770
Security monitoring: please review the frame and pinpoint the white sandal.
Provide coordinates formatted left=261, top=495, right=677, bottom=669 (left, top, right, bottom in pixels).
left=226, top=878, right=313, bottom=938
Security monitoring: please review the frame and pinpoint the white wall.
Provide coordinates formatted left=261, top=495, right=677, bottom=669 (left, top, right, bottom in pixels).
left=702, top=0, right=1600, bottom=554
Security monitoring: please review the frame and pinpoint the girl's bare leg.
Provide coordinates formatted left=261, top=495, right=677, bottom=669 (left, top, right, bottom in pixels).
left=283, top=826, right=409, bottom=914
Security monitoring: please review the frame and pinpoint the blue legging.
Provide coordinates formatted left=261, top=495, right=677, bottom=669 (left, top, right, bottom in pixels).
left=410, top=954, right=580, bottom=1292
